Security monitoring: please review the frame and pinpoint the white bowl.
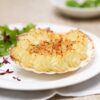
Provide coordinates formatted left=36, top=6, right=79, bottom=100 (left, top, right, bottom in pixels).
left=50, top=0, right=100, bottom=18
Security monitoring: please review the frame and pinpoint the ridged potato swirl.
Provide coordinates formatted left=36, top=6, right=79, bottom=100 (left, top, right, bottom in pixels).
left=10, top=28, right=93, bottom=74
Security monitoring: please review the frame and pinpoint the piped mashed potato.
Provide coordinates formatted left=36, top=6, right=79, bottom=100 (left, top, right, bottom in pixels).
left=10, top=28, right=94, bottom=74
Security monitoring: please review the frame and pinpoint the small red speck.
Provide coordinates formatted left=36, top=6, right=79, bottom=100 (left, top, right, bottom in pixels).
left=12, top=76, right=21, bottom=81
left=12, top=76, right=16, bottom=79
left=2, top=57, right=10, bottom=64
left=17, top=78, right=21, bottom=81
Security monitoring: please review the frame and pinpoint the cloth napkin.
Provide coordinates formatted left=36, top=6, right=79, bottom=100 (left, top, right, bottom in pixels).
left=0, top=73, right=100, bottom=100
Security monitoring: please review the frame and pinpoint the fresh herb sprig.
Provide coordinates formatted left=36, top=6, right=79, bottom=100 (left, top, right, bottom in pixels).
left=65, top=0, right=100, bottom=8
left=0, top=23, right=35, bottom=56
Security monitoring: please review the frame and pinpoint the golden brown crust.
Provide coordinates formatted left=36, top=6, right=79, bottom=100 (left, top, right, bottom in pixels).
left=15, top=29, right=87, bottom=56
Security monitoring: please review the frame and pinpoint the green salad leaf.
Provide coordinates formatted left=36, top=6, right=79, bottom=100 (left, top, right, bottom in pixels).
left=65, top=0, right=100, bottom=8
left=0, top=23, right=35, bottom=56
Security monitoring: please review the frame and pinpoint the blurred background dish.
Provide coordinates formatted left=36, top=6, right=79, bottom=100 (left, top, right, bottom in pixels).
left=50, top=0, right=100, bottom=18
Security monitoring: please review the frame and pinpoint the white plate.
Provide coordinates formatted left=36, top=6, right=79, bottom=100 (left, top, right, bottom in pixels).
left=50, top=0, right=100, bottom=18
left=0, top=23, right=100, bottom=91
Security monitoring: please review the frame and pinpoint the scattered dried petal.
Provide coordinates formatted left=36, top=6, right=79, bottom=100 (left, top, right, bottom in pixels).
left=0, top=69, right=14, bottom=75
left=6, top=69, right=14, bottom=73
left=2, top=57, right=10, bottom=64
left=12, top=76, right=21, bottom=81
left=17, top=78, right=21, bottom=81
left=0, top=70, right=6, bottom=75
